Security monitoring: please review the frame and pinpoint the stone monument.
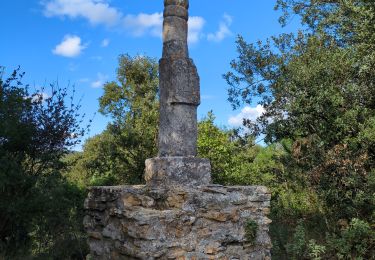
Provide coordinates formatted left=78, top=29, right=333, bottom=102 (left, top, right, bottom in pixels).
left=145, top=0, right=211, bottom=189
left=84, top=0, right=272, bottom=259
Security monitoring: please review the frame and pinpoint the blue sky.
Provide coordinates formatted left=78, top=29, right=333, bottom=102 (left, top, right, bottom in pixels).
left=0, top=0, right=300, bottom=144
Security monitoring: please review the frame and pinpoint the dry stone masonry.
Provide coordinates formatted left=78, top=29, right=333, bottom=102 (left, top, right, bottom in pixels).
left=84, top=185, right=271, bottom=259
left=84, top=0, right=272, bottom=259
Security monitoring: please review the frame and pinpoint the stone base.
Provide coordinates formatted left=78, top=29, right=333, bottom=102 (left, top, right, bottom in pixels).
left=145, top=157, right=211, bottom=187
left=84, top=185, right=272, bottom=259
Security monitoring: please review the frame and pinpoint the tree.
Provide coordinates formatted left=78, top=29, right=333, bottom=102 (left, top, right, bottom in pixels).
left=224, top=0, right=375, bottom=258
left=0, top=67, right=88, bottom=258
left=68, top=54, right=159, bottom=186
left=197, top=112, right=241, bottom=184
left=198, top=111, right=281, bottom=186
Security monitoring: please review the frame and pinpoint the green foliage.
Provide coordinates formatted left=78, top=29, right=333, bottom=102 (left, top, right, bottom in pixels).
left=225, top=0, right=375, bottom=258
left=198, top=112, right=283, bottom=187
left=287, top=221, right=307, bottom=259
left=307, top=240, right=326, bottom=260
left=64, top=132, right=124, bottom=187
left=0, top=67, right=88, bottom=258
left=99, top=54, right=159, bottom=124
left=245, top=219, right=258, bottom=245
left=327, top=218, right=375, bottom=259
left=67, top=54, right=159, bottom=186
left=197, top=112, right=240, bottom=184
left=29, top=173, right=87, bottom=259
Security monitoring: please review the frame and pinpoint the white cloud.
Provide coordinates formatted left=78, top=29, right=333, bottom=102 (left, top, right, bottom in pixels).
left=228, top=105, right=265, bottom=127
left=207, top=14, right=233, bottom=42
left=123, top=12, right=163, bottom=37
left=188, top=16, right=205, bottom=44
left=91, top=73, right=107, bottom=88
left=123, top=12, right=205, bottom=44
left=101, top=38, right=110, bottom=47
left=43, top=1, right=206, bottom=43
left=53, top=35, right=86, bottom=57
left=43, top=0, right=122, bottom=26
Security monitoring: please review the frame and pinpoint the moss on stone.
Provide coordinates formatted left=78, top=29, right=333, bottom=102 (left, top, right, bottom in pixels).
left=245, top=219, right=258, bottom=245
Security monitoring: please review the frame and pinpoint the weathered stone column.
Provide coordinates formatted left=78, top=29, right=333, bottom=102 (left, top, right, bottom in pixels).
left=158, top=0, right=199, bottom=157
left=84, top=1, right=272, bottom=259
left=144, top=0, right=211, bottom=188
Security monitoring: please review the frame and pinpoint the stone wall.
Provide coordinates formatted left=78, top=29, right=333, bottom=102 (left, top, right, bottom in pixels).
left=84, top=184, right=272, bottom=259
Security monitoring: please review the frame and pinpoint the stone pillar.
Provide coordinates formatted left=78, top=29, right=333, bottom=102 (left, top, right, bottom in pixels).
left=145, top=0, right=211, bottom=188
left=158, top=0, right=199, bottom=157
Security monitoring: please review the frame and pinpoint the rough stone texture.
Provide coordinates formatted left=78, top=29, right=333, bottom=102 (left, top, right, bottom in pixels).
left=84, top=185, right=272, bottom=259
left=158, top=57, right=200, bottom=157
left=164, top=5, right=188, bottom=20
left=160, top=58, right=200, bottom=105
left=145, top=157, right=211, bottom=188
left=158, top=0, right=199, bottom=157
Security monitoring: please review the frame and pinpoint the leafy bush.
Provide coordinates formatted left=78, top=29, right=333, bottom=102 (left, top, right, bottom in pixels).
left=0, top=67, right=88, bottom=258
left=327, top=218, right=374, bottom=259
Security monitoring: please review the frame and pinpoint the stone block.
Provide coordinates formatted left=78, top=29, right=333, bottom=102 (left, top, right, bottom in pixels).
left=162, top=39, right=188, bottom=58
left=164, top=5, right=188, bottom=20
left=159, top=57, right=200, bottom=105
left=163, top=16, right=188, bottom=44
left=164, top=0, right=189, bottom=9
left=158, top=104, right=198, bottom=157
left=144, top=157, right=211, bottom=187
